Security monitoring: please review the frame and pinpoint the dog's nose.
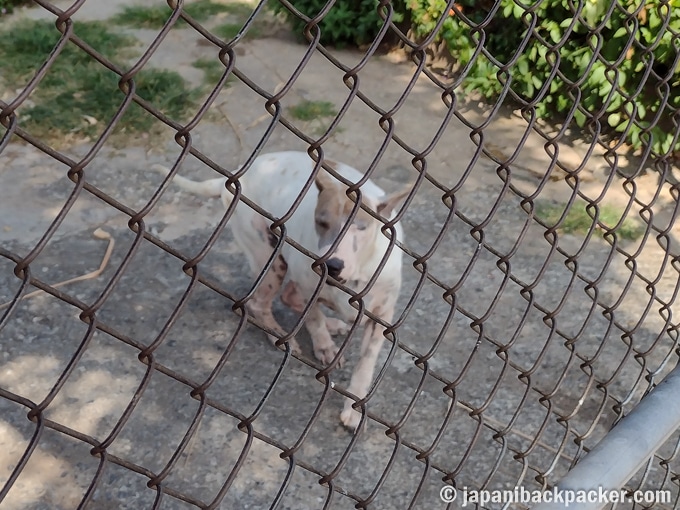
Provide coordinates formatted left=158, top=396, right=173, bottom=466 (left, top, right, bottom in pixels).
left=326, top=258, right=344, bottom=279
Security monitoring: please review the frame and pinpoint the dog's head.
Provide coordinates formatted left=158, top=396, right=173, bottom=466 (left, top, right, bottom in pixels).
left=313, top=168, right=409, bottom=283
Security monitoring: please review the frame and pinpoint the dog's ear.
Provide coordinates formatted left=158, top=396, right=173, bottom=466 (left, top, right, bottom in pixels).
left=314, top=169, right=338, bottom=192
left=377, top=186, right=412, bottom=217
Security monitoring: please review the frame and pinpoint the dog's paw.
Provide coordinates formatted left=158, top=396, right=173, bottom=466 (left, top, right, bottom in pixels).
left=325, top=317, right=350, bottom=336
left=340, top=406, right=362, bottom=431
left=313, top=342, right=345, bottom=367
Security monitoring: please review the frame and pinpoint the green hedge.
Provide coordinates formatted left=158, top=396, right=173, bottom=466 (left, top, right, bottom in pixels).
left=0, top=0, right=31, bottom=15
left=274, top=0, right=404, bottom=46
left=406, top=0, right=680, bottom=157
left=278, top=0, right=680, bottom=157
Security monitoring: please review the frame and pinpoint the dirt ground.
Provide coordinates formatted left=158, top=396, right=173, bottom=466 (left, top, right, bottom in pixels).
left=2, top=1, right=680, bottom=509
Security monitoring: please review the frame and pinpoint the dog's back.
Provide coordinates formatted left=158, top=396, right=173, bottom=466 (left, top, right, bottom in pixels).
left=152, top=164, right=226, bottom=197
left=237, top=151, right=391, bottom=257
left=238, top=151, right=387, bottom=218
left=154, top=151, right=395, bottom=261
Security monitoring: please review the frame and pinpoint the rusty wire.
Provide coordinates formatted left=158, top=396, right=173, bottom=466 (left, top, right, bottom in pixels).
left=2, top=0, right=680, bottom=508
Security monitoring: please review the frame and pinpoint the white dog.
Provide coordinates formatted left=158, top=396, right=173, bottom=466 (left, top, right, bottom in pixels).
left=154, top=151, right=409, bottom=429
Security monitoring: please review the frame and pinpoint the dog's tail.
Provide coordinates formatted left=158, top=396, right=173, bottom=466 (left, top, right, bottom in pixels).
left=152, top=164, right=227, bottom=198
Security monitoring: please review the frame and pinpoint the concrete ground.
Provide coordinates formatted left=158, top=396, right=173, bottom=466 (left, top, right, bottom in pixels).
left=1, top=1, right=680, bottom=509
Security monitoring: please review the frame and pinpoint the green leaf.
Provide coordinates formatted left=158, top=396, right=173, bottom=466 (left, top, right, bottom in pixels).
left=606, top=95, right=623, bottom=111
left=557, top=95, right=569, bottom=111
left=608, top=112, right=621, bottom=127
left=661, top=134, right=674, bottom=154
left=525, top=81, right=535, bottom=97
left=613, top=26, right=628, bottom=38
left=599, top=82, right=612, bottom=97
left=550, top=26, right=561, bottom=43
left=517, top=58, right=529, bottom=76
left=580, top=52, right=591, bottom=70
left=649, top=9, right=661, bottom=29
left=574, top=109, right=587, bottom=127
left=589, top=65, right=606, bottom=84
left=630, top=127, right=640, bottom=147
left=583, top=1, right=605, bottom=26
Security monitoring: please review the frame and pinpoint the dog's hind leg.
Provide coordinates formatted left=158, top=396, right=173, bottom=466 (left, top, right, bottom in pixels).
left=234, top=220, right=301, bottom=356
left=281, top=280, right=306, bottom=313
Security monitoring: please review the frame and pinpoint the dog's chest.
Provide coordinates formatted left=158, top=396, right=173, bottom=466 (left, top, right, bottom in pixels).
left=318, top=281, right=365, bottom=320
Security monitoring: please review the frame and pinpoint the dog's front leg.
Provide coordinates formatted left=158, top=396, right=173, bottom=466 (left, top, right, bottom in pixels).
left=340, top=296, right=396, bottom=430
left=281, top=281, right=354, bottom=336
left=305, top=304, right=346, bottom=366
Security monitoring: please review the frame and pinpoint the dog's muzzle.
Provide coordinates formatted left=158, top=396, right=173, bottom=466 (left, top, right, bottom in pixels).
left=325, top=258, right=345, bottom=281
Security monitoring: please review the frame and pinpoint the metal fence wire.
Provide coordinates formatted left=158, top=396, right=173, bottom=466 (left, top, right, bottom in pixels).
left=1, top=0, right=680, bottom=508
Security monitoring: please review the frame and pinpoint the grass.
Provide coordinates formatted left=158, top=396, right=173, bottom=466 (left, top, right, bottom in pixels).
left=212, top=21, right=264, bottom=40
left=0, top=20, right=199, bottom=144
left=288, top=100, right=337, bottom=121
left=112, top=0, right=254, bottom=29
left=192, top=57, right=234, bottom=85
left=535, top=201, right=645, bottom=241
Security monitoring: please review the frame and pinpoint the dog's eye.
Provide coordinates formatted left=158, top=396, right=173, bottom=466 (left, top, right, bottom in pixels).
left=316, top=220, right=330, bottom=230
left=355, top=222, right=367, bottom=231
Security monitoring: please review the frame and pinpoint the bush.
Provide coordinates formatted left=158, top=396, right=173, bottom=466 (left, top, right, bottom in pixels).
left=278, top=0, right=679, bottom=158
left=0, top=0, right=31, bottom=15
left=274, top=0, right=403, bottom=46
left=405, top=0, right=680, bottom=157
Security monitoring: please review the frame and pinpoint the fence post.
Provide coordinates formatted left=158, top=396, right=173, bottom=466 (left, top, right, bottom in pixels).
left=532, top=363, right=680, bottom=510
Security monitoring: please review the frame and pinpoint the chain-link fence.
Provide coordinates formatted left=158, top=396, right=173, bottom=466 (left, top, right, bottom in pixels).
left=1, top=0, right=680, bottom=508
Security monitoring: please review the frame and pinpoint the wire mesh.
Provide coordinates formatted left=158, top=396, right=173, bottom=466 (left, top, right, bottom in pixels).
left=1, top=0, right=680, bottom=509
